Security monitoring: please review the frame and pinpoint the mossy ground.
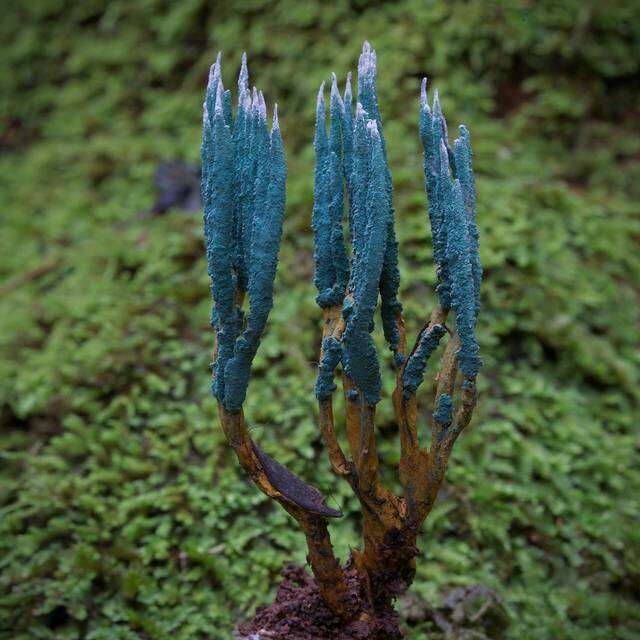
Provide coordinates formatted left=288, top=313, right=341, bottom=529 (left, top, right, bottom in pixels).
left=1, top=2, right=639, bottom=639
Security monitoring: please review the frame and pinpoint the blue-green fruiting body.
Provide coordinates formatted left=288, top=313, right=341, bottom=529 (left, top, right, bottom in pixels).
left=312, top=42, right=407, bottom=404
left=202, top=77, right=241, bottom=406
left=438, top=142, right=482, bottom=379
left=402, top=324, right=446, bottom=398
left=357, top=43, right=403, bottom=359
left=341, top=74, right=354, bottom=227
left=341, top=121, right=389, bottom=405
left=312, top=86, right=340, bottom=308
left=420, top=84, right=453, bottom=310
left=315, top=337, right=342, bottom=400
left=453, top=125, right=482, bottom=319
left=433, top=393, right=453, bottom=429
left=308, top=43, right=483, bottom=404
left=420, top=81, right=482, bottom=380
left=311, top=76, right=349, bottom=309
left=328, top=78, right=350, bottom=299
left=202, top=55, right=286, bottom=413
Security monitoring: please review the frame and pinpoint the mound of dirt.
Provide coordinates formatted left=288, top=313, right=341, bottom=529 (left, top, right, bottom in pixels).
left=237, top=564, right=402, bottom=640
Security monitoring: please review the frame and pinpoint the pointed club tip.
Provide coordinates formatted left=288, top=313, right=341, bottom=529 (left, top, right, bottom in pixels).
left=272, top=103, right=279, bottom=130
left=330, top=74, right=343, bottom=106
left=345, top=71, right=352, bottom=92
left=433, top=88, right=441, bottom=112
left=317, top=81, right=326, bottom=105
left=358, top=41, right=377, bottom=75
left=214, top=80, right=225, bottom=115
left=258, top=91, right=266, bottom=119
left=420, top=78, right=428, bottom=105
left=239, top=52, right=249, bottom=85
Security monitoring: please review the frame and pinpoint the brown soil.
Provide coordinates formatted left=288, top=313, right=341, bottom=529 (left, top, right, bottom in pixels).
left=237, top=564, right=403, bottom=640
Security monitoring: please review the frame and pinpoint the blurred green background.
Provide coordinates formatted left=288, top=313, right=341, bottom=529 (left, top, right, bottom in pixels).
left=1, top=1, right=639, bottom=639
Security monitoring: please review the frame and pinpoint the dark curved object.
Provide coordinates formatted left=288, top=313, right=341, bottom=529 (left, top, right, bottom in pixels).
left=153, top=161, right=201, bottom=214
left=253, top=443, right=342, bottom=518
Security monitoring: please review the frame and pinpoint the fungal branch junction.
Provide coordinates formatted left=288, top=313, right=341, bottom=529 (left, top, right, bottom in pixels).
left=202, top=42, right=482, bottom=621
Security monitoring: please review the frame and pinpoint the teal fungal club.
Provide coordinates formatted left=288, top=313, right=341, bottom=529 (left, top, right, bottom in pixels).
left=402, top=324, right=446, bottom=399
left=313, top=42, right=481, bottom=406
left=203, top=43, right=484, bottom=630
left=203, top=42, right=481, bottom=421
left=433, top=393, right=454, bottom=427
left=202, top=52, right=285, bottom=413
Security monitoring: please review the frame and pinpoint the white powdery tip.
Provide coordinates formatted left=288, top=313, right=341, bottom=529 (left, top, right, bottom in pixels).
left=345, top=71, right=352, bottom=96
left=358, top=54, right=374, bottom=76
left=358, top=41, right=377, bottom=77
left=420, top=78, right=428, bottom=105
left=214, top=80, right=225, bottom=115
left=272, top=103, right=279, bottom=130
left=355, top=101, right=365, bottom=119
left=239, top=87, right=251, bottom=112
left=330, top=74, right=343, bottom=106
left=239, top=52, right=249, bottom=87
left=317, top=81, right=326, bottom=107
left=258, top=91, right=267, bottom=119
left=207, top=60, right=220, bottom=91
left=330, top=73, right=338, bottom=93
left=433, top=88, right=441, bottom=114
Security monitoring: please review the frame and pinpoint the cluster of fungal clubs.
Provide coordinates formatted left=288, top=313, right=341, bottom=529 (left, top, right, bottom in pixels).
left=202, top=42, right=482, bottom=617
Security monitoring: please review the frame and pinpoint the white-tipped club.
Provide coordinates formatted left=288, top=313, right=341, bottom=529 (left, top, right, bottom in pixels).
left=258, top=91, right=267, bottom=120
left=251, top=87, right=259, bottom=116
left=214, top=78, right=225, bottom=116
left=439, top=139, right=451, bottom=177
left=420, top=78, right=428, bottom=108
left=207, top=52, right=222, bottom=93
left=330, top=73, right=343, bottom=108
left=358, top=41, right=377, bottom=79
left=317, top=81, right=326, bottom=109
left=240, top=84, right=251, bottom=113
left=272, top=103, right=279, bottom=132
left=433, top=88, right=442, bottom=115
left=344, top=71, right=352, bottom=102
left=239, top=52, right=249, bottom=91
